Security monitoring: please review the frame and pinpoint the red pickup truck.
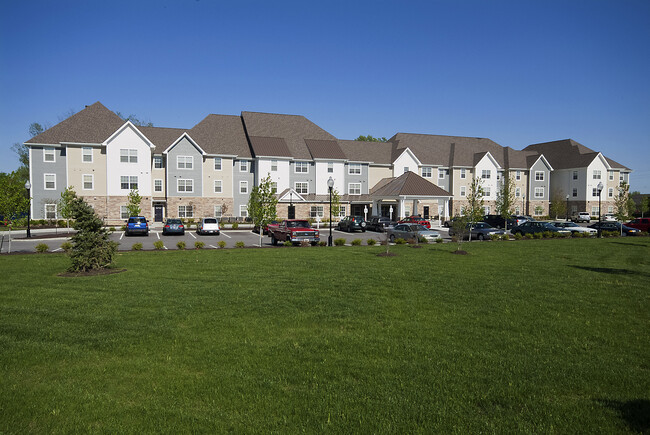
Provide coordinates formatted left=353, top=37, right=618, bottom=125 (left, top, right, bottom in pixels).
left=625, top=217, right=650, bottom=232
left=398, top=215, right=431, bottom=229
left=268, top=219, right=320, bottom=245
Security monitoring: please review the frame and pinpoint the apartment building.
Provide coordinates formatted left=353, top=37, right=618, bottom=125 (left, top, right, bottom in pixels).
left=25, top=102, right=631, bottom=224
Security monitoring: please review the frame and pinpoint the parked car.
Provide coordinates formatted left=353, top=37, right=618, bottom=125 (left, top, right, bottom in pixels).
left=510, top=221, right=571, bottom=236
left=162, top=218, right=185, bottom=235
left=588, top=221, right=641, bottom=236
left=268, top=219, right=320, bottom=245
left=337, top=216, right=367, bottom=232
left=253, top=220, right=279, bottom=235
left=550, top=221, right=596, bottom=235
left=603, top=214, right=617, bottom=222
left=443, top=217, right=461, bottom=228
left=398, top=215, right=431, bottom=229
left=387, top=223, right=440, bottom=243
left=197, top=218, right=220, bottom=235
left=366, top=216, right=395, bottom=232
left=482, top=214, right=521, bottom=229
left=125, top=216, right=149, bottom=236
left=571, top=212, right=591, bottom=223
left=624, top=217, right=650, bottom=232
left=448, top=222, right=506, bottom=240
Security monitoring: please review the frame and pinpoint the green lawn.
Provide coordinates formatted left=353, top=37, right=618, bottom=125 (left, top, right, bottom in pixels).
left=1, top=239, right=649, bottom=433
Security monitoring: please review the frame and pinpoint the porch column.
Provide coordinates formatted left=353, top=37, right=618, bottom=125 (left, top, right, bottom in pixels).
left=399, top=198, right=406, bottom=219
left=372, top=200, right=380, bottom=217
left=412, top=199, right=418, bottom=216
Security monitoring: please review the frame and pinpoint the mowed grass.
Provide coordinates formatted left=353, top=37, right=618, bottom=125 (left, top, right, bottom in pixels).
left=1, top=238, right=649, bottom=433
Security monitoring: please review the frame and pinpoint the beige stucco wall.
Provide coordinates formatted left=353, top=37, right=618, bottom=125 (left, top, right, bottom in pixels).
left=368, top=166, right=392, bottom=190
left=67, top=146, right=107, bottom=195
left=203, top=157, right=234, bottom=198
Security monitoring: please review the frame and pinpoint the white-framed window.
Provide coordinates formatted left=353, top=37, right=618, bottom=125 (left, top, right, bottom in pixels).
left=120, top=175, right=138, bottom=190
left=240, top=181, right=248, bottom=194
left=240, top=160, right=249, bottom=172
left=572, top=188, right=578, bottom=197
left=484, top=186, right=491, bottom=197
left=154, top=179, right=163, bottom=192
left=422, top=167, right=432, bottom=178
left=534, top=187, right=544, bottom=198
left=240, top=205, right=248, bottom=218
left=534, top=206, right=544, bottom=216
left=515, top=206, right=520, bottom=214
left=348, top=163, right=361, bottom=175
left=497, top=172, right=502, bottom=181
left=214, top=205, right=222, bottom=218
left=310, top=206, right=324, bottom=218
left=591, top=206, right=599, bottom=217
left=214, top=157, right=222, bottom=171
left=177, top=155, right=193, bottom=170
left=481, top=170, right=491, bottom=179
left=460, top=168, right=466, bottom=179
left=43, top=147, right=55, bottom=162
left=120, top=149, right=137, bottom=163
left=619, top=173, right=624, bottom=181
left=403, top=167, right=409, bottom=174
left=44, top=203, right=57, bottom=219
left=295, top=182, right=308, bottom=194
left=178, top=205, right=193, bottom=218
left=516, top=170, right=521, bottom=180
left=460, top=186, right=466, bottom=197
left=177, top=179, right=193, bottom=193
left=572, top=206, right=578, bottom=214
left=153, top=156, right=163, bottom=169
left=44, top=174, right=56, bottom=190
left=607, top=206, right=614, bottom=214
left=348, top=183, right=361, bottom=195
left=593, top=170, right=601, bottom=180
left=573, top=171, right=578, bottom=180
left=271, top=182, right=277, bottom=194
left=271, top=159, right=277, bottom=171
left=535, top=171, right=544, bottom=181
left=483, top=206, right=491, bottom=215
left=515, top=187, right=521, bottom=198
left=327, top=162, right=333, bottom=173
left=438, top=168, right=446, bottom=179
left=120, top=205, right=129, bottom=220
left=608, top=171, right=614, bottom=181
left=82, top=147, right=93, bottom=163
left=608, top=187, right=614, bottom=198
left=295, top=161, right=309, bottom=173
left=339, top=206, right=346, bottom=217
left=83, top=174, right=94, bottom=190
left=592, top=188, right=599, bottom=197
left=214, top=180, right=222, bottom=193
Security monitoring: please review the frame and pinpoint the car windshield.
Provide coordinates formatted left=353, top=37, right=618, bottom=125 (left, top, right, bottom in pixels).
left=129, top=217, right=146, bottom=223
left=203, top=218, right=217, bottom=224
left=287, top=221, right=309, bottom=228
left=474, top=223, right=491, bottom=229
left=409, top=224, right=428, bottom=231
left=167, top=219, right=182, bottom=224
left=563, top=222, right=578, bottom=227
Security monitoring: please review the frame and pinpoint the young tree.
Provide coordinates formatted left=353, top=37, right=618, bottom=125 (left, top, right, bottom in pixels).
left=614, top=182, right=631, bottom=236
left=641, top=196, right=649, bottom=218
left=59, top=186, right=77, bottom=231
left=451, top=215, right=470, bottom=251
left=464, top=177, right=485, bottom=241
left=126, top=189, right=142, bottom=217
left=67, top=194, right=118, bottom=272
left=0, top=171, right=30, bottom=253
left=247, top=174, right=279, bottom=246
left=495, top=176, right=516, bottom=231
left=330, top=189, right=341, bottom=219
left=549, top=190, right=568, bottom=221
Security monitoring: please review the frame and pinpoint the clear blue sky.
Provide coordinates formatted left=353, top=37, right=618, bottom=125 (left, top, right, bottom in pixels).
left=2, top=0, right=649, bottom=191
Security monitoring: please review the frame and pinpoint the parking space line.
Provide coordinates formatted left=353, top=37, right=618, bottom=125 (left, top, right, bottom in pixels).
left=53, top=248, right=63, bottom=252
left=120, top=232, right=125, bottom=240
left=164, top=245, right=168, bottom=250
left=189, top=232, right=197, bottom=239
left=220, top=232, right=231, bottom=239
left=209, top=245, right=218, bottom=249
left=156, top=232, right=160, bottom=239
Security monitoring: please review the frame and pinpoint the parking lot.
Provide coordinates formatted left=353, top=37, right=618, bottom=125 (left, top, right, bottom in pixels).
left=1, top=226, right=453, bottom=254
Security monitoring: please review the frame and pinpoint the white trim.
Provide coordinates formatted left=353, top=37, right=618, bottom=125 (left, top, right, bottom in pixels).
left=240, top=160, right=249, bottom=172
left=43, top=147, right=56, bottom=163
left=294, top=161, right=309, bottom=174
left=177, top=178, right=194, bottom=193
left=214, top=157, right=222, bottom=171
left=348, top=182, right=361, bottom=195
left=44, top=173, right=56, bottom=190
left=44, top=203, right=57, bottom=220
left=294, top=181, right=308, bottom=194
left=177, top=155, right=194, bottom=170
left=82, top=174, right=94, bottom=190
left=28, top=147, right=33, bottom=217
left=393, top=148, right=422, bottom=166
left=239, top=180, right=248, bottom=194
left=348, top=163, right=361, bottom=175
left=82, top=147, right=93, bottom=163
left=278, top=188, right=306, bottom=202
left=214, top=179, right=222, bottom=193
left=104, top=121, right=156, bottom=149
left=154, top=179, right=163, bottom=193
left=530, top=154, right=554, bottom=171
left=162, top=132, right=205, bottom=155
left=239, top=205, right=248, bottom=218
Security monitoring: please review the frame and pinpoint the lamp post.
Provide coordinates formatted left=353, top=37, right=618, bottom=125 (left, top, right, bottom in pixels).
left=597, top=182, right=603, bottom=238
left=389, top=205, right=393, bottom=221
left=24, top=180, right=32, bottom=238
left=522, top=194, right=525, bottom=215
left=327, top=176, right=334, bottom=246
left=565, top=194, right=570, bottom=221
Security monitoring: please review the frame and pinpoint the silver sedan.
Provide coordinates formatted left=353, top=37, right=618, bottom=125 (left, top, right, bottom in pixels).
left=387, top=224, right=441, bottom=243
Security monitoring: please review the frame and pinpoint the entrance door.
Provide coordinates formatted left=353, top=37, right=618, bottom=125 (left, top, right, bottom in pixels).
left=423, top=206, right=430, bottom=219
left=154, top=205, right=163, bottom=222
left=288, top=205, right=296, bottom=219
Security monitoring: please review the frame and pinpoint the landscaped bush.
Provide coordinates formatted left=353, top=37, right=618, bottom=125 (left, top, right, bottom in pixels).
left=351, top=239, right=362, bottom=246
left=235, top=241, right=245, bottom=248
left=418, top=236, right=429, bottom=244
left=334, top=238, right=346, bottom=246
left=232, top=222, right=239, bottom=230
left=153, top=240, right=164, bottom=250
left=367, top=239, right=376, bottom=245
left=195, top=241, right=205, bottom=249
left=501, top=234, right=510, bottom=241
left=35, top=243, right=49, bottom=253
left=121, top=225, right=126, bottom=231
left=533, top=232, right=543, bottom=239
left=525, top=233, right=534, bottom=239
left=283, top=241, right=293, bottom=247
left=109, top=227, right=116, bottom=232
left=395, top=238, right=407, bottom=245
left=300, top=240, right=311, bottom=247
left=218, top=241, right=226, bottom=248
left=131, top=243, right=143, bottom=251
left=318, top=241, right=327, bottom=246
left=514, top=233, right=523, bottom=240
left=57, top=220, right=67, bottom=227
left=490, top=234, right=500, bottom=241
left=60, top=242, right=73, bottom=252
left=176, top=241, right=186, bottom=250
left=435, top=237, right=443, bottom=243
left=542, top=231, right=553, bottom=239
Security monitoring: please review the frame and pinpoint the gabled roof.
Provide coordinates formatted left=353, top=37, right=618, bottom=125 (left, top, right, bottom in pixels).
left=138, top=126, right=187, bottom=150
left=524, top=139, right=630, bottom=171
left=241, top=111, right=336, bottom=160
left=338, top=140, right=393, bottom=164
left=163, top=132, right=205, bottom=155
left=25, top=102, right=124, bottom=145
left=305, top=139, right=346, bottom=160
left=188, top=114, right=250, bottom=157
left=372, top=171, right=451, bottom=197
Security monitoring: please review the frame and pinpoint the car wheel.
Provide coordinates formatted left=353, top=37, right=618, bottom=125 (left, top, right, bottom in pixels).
left=362, top=229, right=366, bottom=233
left=478, top=233, right=485, bottom=241
left=216, top=231, right=220, bottom=236
left=271, top=235, right=277, bottom=246
left=389, top=234, right=395, bottom=243
left=180, top=231, right=185, bottom=236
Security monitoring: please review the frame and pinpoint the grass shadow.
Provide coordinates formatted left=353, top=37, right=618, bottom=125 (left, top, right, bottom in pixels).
left=596, top=399, right=650, bottom=433
left=569, top=265, right=650, bottom=278
left=608, top=240, right=650, bottom=247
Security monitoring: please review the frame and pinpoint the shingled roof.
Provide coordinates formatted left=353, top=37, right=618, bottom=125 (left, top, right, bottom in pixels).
left=338, top=140, right=393, bottom=164
left=241, top=111, right=336, bottom=160
left=249, top=136, right=291, bottom=157
left=25, top=102, right=124, bottom=145
left=138, top=126, right=187, bottom=150
left=524, top=139, right=629, bottom=170
left=305, top=139, right=346, bottom=160
left=372, top=171, right=451, bottom=197
left=188, top=114, right=251, bottom=157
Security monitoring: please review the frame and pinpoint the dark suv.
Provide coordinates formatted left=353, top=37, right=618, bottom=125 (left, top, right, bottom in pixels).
left=337, top=216, right=367, bottom=232
left=125, top=216, right=149, bottom=236
left=367, top=216, right=395, bottom=232
left=483, top=214, right=525, bottom=229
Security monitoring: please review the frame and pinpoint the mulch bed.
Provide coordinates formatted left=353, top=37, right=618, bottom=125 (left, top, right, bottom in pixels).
left=58, top=268, right=126, bottom=278
left=11, top=233, right=74, bottom=240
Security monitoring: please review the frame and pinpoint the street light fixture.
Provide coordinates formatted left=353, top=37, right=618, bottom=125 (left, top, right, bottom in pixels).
left=597, top=181, right=604, bottom=238
left=24, top=180, right=32, bottom=238
left=522, top=194, right=525, bottom=215
left=327, top=176, right=334, bottom=246
left=565, top=194, right=570, bottom=221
